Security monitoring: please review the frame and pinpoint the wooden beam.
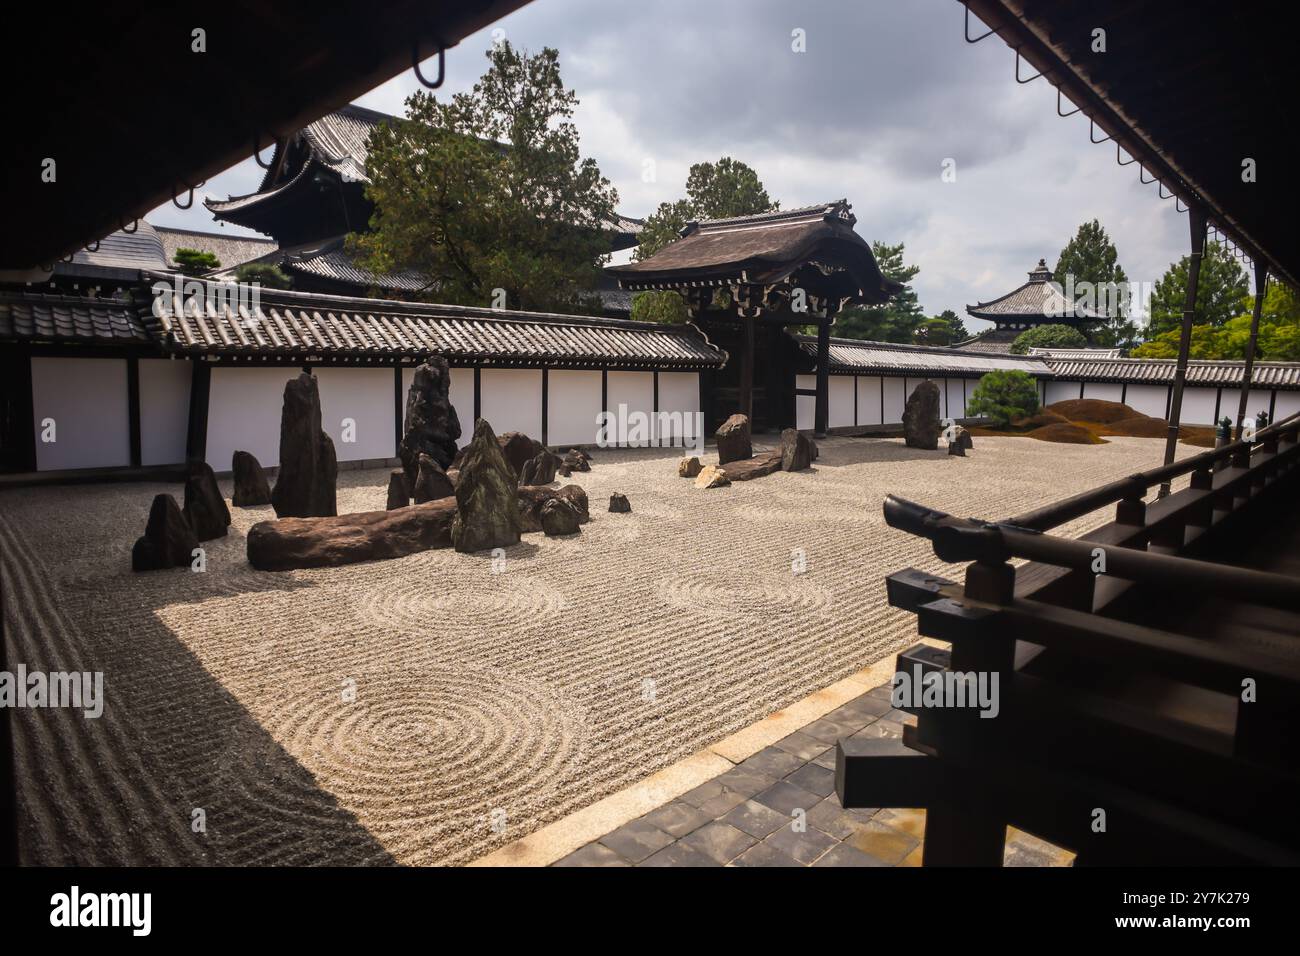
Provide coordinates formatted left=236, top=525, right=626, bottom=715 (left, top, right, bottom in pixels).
left=814, top=317, right=831, bottom=437
left=126, top=357, right=141, bottom=468
left=1161, top=205, right=1208, bottom=494
left=739, top=317, right=754, bottom=422
left=184, top=360, right=211, bottom=466
left=1235, top=265, right=1270, bottom=439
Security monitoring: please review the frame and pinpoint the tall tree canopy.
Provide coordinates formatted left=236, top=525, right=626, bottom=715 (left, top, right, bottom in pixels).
left=1053, top=219, right=1137, bottom=349
left=355, top=42, right=618, bottom=313
left=1132, top=276, right=1300, bottom=360
left=833, top=242, right=924, bottom=342
left=1142, top=241, right=1249, bottom=339
left=630, top=158, right=776, bottom=323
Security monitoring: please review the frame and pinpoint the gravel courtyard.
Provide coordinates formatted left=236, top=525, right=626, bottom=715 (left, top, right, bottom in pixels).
left=0, top=435, right=1194, bottom=866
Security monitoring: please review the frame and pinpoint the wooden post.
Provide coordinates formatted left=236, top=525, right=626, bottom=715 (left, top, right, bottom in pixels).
left=814, top=311, right=831, bottom=437
left=184, top=360, right=211, bottom=467
left=1234, top=264, right=1270, bottom=440
left=740, top=316, right=754, bottom=422
left=1160, top=205, right=1207, bottom=496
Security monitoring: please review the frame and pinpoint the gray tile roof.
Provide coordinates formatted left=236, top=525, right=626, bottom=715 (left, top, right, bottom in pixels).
left=967, top=259, right=1105, bottom=321
left=153, top=225, right=277, bottom=273
left=798, top=336, right=1052, bottom=377
left=0, top=291, right=151, bottom=344
left=145, top=280, right=726, bottom=368
left=61, top=223, right=169, bottom=273
left=1044, top=357, right=1300, bottom=389
left=952, top=327, right=1020, bottom=353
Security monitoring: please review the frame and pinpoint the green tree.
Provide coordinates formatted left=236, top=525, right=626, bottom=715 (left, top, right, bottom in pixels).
left=233, top=262, right=292, bottom=289
left=630, top=158, right=776, bottom=323
left=966, top=370, right=1041, bottom=426
left=1053, top=219, right=1135, bottom=347
left=832, top=241, right=924, bottom=342
left=1143, top=241, right=1248, bottom=339
left=355, top=41, right=618, bottom=313
left=1010, top=323, right=1088, bottom=354
left=173, top=248, right=220, bottom=276
left=913, top=309, right=967, bottom=346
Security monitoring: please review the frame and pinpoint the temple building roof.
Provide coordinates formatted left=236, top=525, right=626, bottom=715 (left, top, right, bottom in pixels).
left=0, top=290, right=151, bottom=345
left=966, top=259, right=1106, bottom=323
left=153, top=226, right=278, bottom=274
left=796, top=335, right=1052, bottom=377
left=606, top=200, right=903, bottom=306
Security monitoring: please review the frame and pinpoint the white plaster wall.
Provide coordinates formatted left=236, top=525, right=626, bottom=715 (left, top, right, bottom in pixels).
left=314, top=367, right=395, bottom=462
left=401, top=366, right=476, bottom=448
left=1178, top=387, right=1219, bottom=426
left=947, top=379, right=967, bottom=420
left=548, top=370, right=603, bottom=447
left=1045, top=380, right=1081, bottom=407
left=857, top=376, right=882, bottom=425
left=1125, top=384, right=1170, bottom=419
left=796, top=374, right=815, bottom=430
left=607, top=370, right=655, bottom=445
left=32, top=357, right=130, bottom=471
left=829, top=376, right=855, bottom=428
left=207, top=367, right=297, bottom=470
left=882, top=377, right=906, bottom=424
left=1272, top=390, right=1300, bottom=422
left=656, top=371, right=701, bottom=447
left=480, top=368, right=543, bottom=440
left=138, top=358, right=191, bottom=466
left=1243, top=388, right=1275, bottom=422
left=1082, top=382, right=1123, bottom=403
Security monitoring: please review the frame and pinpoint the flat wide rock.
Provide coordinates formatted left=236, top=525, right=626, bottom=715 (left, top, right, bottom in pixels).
left=247, top=498, right=456, bottom=571
left=721, top=450, right=783, bottom=482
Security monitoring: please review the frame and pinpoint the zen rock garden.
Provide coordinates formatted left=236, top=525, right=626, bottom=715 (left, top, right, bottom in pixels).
left=683, top=413, right=819, bottom=490
left=131, top=357, right=627, bottom=573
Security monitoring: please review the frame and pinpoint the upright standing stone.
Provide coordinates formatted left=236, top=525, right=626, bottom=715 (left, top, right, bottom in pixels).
left=271, top=372, right=338, bottom=518
left=132, top=494, right=199, bottom=572
left=903, top=381, right=943, bottom=450
left=520, top=450, right=562, bottom=486
left=498, top=432, right=546, bottom=480
left=608, top=493, right=631, bottom=513
left=183, top=462, right=231, bottom=540
left=399, top=358, right=462, bottom=484
left=780, top=428, right=814, bottom=472
left=413, top=453, right=455, bottom=503
left=231, top=450, right=272, bottom=507
left=386, top=469, right=410, bottom=510
left=451, top=419, right=523, bottom=553
left=715, top=414, right=752, bottom=464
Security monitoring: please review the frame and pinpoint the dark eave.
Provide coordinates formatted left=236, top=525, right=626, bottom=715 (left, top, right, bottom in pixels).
left=2, top=0, right=532, bottom=269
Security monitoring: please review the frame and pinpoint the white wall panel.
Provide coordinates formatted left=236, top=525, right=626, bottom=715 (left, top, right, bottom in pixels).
left=32, top=357, right=130, bottom=471
left=1243, top=388, right=1275, bottom=423
left=1125, top=384, right=1170, bottom=419
left=1177, top=387, right=1218, bottom=426
left=480, top=368, right=543, bottom=440
left=606, top=371, right=655, bottom=445
left=856, top=376, right=882, bottom=425
left=138, top=358, right=191, bottom=466
left=548, top=370, right=602, bottom=447
left=656, top=371, right=701, bottom=447
left=1272, top=390, right=1300, bottom=422
left=1082, top=382, right=1123, bottom=403
left=796, top=374, right=815, bottom=430
left=947, top=379, right=967, bottom=420
left=1044, top=380, right=1081, bottom=407
left=315, top=367, right=394, bottom=462
left=882, top=377, right=905, bottom=424
left=208, top=367, right=296, bottom=470
left=829, top=376, right=855, bottom=428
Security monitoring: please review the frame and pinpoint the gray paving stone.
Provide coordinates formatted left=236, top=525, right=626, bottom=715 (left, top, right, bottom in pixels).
left=713, top=764, right=777, bottom=798
left=883, top=708, right=919, bottom=727
left=827, top=694, right=893, bottom=724
left=799, top=716, right=861, bottom=746
left=753, top=779, right=821, bottom=817
left=852, top=719, right=903, bottom=740
left=638, top=841, right=720, bottom=867
left=812, top=843, right=889, bottom=867
left=640, top=800, right=712, bottom=839
left=772, top=730, right=830, bottom=761
left=738, top=746, right=806, bottom=779
left=807, top=795, right=879, bottom=840
left=785, top=761, right=836, bottom=797
left=866, top=683, right=896, bottom=702
left=680, top=821, right=757, bottom=864
left=731, top=841, right=802, bottom=867
left=597, top=818, right=675, bottom=863
left=678, top=778, right=725, bottom=808
left=720, top=799, right=790, bottom=839
left=812, top=748, right=839, bottom=771
left=763, top=823, right=838, bottom=865
left=554, top=842, right=632, bottom=867
left=694, top=787, right=751, bottom=818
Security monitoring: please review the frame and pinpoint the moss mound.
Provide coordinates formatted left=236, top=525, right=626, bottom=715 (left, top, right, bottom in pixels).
left=1046, top=399, right=1146, bottom=424
left=1025, top=423, right=1106, bottom=444
left=1009, top=411, right=1069, bottom=431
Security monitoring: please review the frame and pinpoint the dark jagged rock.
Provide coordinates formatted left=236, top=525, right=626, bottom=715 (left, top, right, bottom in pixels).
left=557, top=464, right=572, bottom=478
left=957, top=426, right=974, bottom=450
left=780, top=428, right=814, bottom=472
left=903, top=380, right=943, bottom=450
left=517, top=484, right=590, bottom=533
left=608, top=493, right=631, bottom=513
left=413, top=453, right=455, bottom=504
left=498, top=432, right=546, bottom=480
left=721, top=450, right=783, bottom=482
left=561, top=449, right=590, bottom=473
left=231, top=450, right=272, bottom=507
left=399, top=359, right=461, bottom=483
left=541, top=498, right=582, bottom=536
left=715, top=414, right=752, bottom=465
left=132, top=494, right=199, bottom=572
left=451, top=419, right=523, bottom=553
left=948, top=426, right=974, bottom=457
left=183, top=462, right=231, bottom=540
left=520, top=450, right=562, bottom=486
left=271, top=372, right=338, bottom=518
left=386, top=469, right=410, bottom=510
left=247, top=498, right=456, bottom=571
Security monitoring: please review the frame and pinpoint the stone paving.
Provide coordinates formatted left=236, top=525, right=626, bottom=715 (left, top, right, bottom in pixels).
left=554, top=681, right=1076, bottom=867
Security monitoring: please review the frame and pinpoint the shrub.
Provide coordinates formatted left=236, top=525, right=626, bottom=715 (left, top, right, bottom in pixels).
left=1009, top=323, right=1088, bottom=354
left=172, top=247, right=221, bottom=276
left=966, top=370, right=1040, bottom=427
left=234, top=262, right=293, bottom=289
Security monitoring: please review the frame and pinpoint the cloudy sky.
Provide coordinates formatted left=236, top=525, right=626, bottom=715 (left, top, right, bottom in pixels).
left=148, top=0, right=1197, bottom=331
